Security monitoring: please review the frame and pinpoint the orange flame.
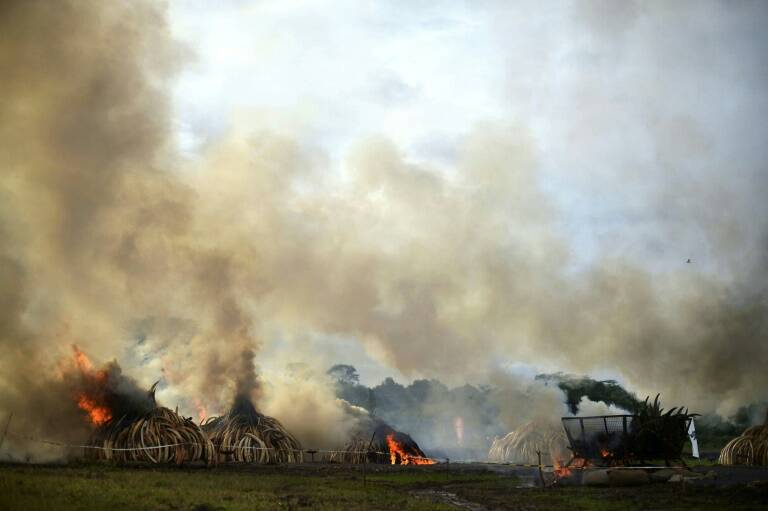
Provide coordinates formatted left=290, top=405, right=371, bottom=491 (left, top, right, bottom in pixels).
left=71, top=346, right=112, bottom=427
left=77, top=394, right=112, bottom=425
left=553, top=457, right=589, bottom=478
left=385, top=434, right=436, bottom=465
left=73, top=347, right=93, bottom=372
left=553, top=459, right=572, bottom=478
left=600, top=448, right=611, bottom=458
left=194, top=398, right=207, bottom=423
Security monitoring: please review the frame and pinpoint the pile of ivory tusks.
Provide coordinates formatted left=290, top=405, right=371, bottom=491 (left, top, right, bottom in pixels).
left=202, top=412, right=303, bottom=464
left=324, top=437, right=370, bottom=464
left=488, top=420, right=568, bottom=464
left=86, top=406, right=215, bottom=465
left=719, top=423, right=768, bottom=466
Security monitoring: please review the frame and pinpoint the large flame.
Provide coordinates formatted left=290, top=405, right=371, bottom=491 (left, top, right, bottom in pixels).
left=71, top=346, right=113, bottom=426
left=553, top=457, right=589, bottom=478
left=77, top=394, right=112, bottom=426
left=385, top=434, right=436, bottom=465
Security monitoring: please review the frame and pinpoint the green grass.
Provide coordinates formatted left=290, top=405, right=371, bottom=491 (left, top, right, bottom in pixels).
left=366, top=470, right=499, bottom=486
left=0, top=464, right=460, bottom=511
left=451, top=482, right=768, bottom=511
left=682, top=457, right=719, bottom=468
left=1, top=462, right=767, bottom=511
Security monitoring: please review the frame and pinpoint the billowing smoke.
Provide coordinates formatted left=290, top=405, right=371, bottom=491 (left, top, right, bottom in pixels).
left=0, top=0, right=263, bottom=456
left=1, top=0, right=767, bottom=461
left=258, top=364, right=360, bottom=449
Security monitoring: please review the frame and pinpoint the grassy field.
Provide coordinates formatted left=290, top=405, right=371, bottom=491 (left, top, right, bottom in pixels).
left=1, top=462, right=767, bottom=511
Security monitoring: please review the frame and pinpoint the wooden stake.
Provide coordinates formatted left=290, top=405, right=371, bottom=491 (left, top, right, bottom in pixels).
left=366, top=431, right=376, bottom=463
left=362, top=451, right=368, bottom=511
left=0, top=413, right=13, bottom=452
left=536, top=450, right=546, bottom=488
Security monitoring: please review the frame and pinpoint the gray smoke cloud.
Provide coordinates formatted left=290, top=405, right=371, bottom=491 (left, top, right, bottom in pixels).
left=0, top=0, right=767, bottom=459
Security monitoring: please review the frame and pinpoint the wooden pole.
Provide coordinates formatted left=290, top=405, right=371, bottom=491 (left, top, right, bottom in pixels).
left=362, top=450, right=368, bottom=511
left=680, top=466, right=686, bottom=495
left=536, top=450, right=546, bottom=488
left=367, top=431, right=376, bottom=463
left=0, top=413, right=13, bottom=452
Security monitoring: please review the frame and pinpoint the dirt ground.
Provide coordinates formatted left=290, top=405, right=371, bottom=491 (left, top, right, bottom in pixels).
left=1, top=461, right=767, bottom=510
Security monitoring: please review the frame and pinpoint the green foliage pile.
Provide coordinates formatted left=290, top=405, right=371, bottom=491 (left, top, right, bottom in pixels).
left=630, top=394, right=698, bottom=461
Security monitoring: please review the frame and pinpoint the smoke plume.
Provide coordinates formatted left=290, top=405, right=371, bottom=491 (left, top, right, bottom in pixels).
left=1, top=0, right=767, bottom=459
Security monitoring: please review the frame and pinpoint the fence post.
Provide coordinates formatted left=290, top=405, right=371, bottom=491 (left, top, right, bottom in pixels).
left=536, top=450, right=546, bottom=488
left=362, top=452, right=368, bottom=511
left=0, top=413, right=13, bottom=452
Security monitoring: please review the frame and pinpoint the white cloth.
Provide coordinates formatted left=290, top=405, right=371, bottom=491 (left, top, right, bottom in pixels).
left=688, top=419, right=699, bottom=458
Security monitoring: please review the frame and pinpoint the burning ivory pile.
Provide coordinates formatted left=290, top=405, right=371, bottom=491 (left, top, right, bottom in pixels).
left=86, top=404, right=215, bottom=464
left=202, top=395, right=303, bottom=463
left=327, top=422, right=435, bottom=465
